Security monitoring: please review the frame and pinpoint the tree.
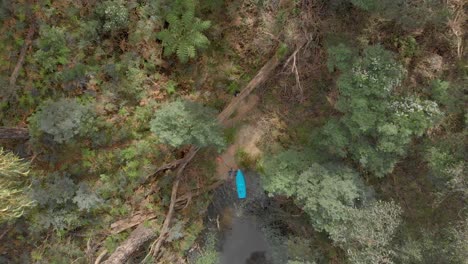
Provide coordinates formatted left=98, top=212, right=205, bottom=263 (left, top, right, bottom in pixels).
left=260, top=150, right=311, bottom=197
left=329, top=201, right=402, bottom=264
left=28, top=98, right=94, bottom=144
left=0, top=148, right=34, bottom=223
left=157, top=0, right=211, bottom=63
left=397, top=219, right=468, bottom=264
left=150, top=100, right=225, bottom=150
left=294, top=163, right=370, bottom=233
left=261, top=155, right=401, bottom=263
left=261, top=156, right=370, bottom=233
left=322, top=45, right=442, bottom=177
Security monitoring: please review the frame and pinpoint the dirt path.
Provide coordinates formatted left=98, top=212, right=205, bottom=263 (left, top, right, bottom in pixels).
left=216, top=94, right=266, bottom=180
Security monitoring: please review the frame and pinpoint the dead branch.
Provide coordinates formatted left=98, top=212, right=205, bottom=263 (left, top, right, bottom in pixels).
left=9, top=22, right=35, bottom=87
left=110, top=211, right=159, bottom=235
left=145, top=147, right=199, bottom=261
left=94, top=250, right=108, bottom=264
left=447, top=0, right=466, bottom=59
left=101, top=225, right=157, bottom=264
left=142, top=157, right=186, bottom=185
left=282, top=40, right=311, bottom=102
left=174, top=180, right=224, bottom=210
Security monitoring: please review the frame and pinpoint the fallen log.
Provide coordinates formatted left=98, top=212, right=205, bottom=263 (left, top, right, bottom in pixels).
left=109, top=211, right=159, bottom=235
left=101, top=225, right=157, bottom=264
left=0, top=127, right=29, bottom=140
left=100, top=47, right=286, bottom=263
left=10, top=22, right=35, bottom=87
left=145, top=147, right=199, bottom=260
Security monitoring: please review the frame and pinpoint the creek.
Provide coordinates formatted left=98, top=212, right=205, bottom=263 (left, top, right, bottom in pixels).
left=192, top=171, right=290, bottom=264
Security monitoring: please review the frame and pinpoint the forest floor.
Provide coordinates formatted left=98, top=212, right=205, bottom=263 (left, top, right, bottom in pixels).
left=215, top=94, right=265, bottom=180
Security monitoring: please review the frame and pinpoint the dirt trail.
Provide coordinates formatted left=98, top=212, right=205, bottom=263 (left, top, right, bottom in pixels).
left=216, top=94, right=266, bottom=180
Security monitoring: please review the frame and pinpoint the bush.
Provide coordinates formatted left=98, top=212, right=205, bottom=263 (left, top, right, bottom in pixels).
left=326, top=43, right=355, bottom=72
left=34, top=25, right=71, bottom=74
left=29, top=98, right=95, bottom=144
left=29, top=173, right=102, bottom=232
left=96, top=0, right=129, bottom=33
left=294, top=163, right=370, bottom=233
left=150, top=100, right=225, bottom=150
left=194, top=233, right=219, bottom=264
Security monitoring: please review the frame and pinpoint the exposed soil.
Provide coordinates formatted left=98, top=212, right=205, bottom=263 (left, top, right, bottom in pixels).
left=216, top=94, right=266, bottom=180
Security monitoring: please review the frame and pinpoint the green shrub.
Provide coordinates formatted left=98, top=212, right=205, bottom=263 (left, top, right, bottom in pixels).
left=96, top=0, right=129, bottom=33
left=29, top=98, right=95, bottom=144
left=327, top=43, right=355, bottom=72
left=34, top=25, right=71, bottom=74
left=194, top=233, right=219, bottom=264
left=157, top=0, right=211, bottom=63
left=235, top=148, right=258, bottom=169
left=294, top=163, right=369, bottom=233
left=260, top=150, right=311, bottom=197
left=29, top=173, right=102, bottom=232
left=150, top=100, right=225, bottom=150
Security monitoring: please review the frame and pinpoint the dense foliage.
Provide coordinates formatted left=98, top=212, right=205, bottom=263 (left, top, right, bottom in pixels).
left=329, top=201, right=402, bottom=264
left=323, top=45, right=442, bottom=177
left=29, top=98, right=94, bottom=144
left=150, top=100, right=225, bottom=150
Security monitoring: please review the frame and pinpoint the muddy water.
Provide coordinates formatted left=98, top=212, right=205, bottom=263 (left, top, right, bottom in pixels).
left=199, top=171, right=282, bottom=264
left=220, top=213, right=271, bottom=264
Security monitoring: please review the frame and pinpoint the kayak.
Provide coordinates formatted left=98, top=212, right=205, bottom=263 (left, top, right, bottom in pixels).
left=236, top=169, right=247, bottom=199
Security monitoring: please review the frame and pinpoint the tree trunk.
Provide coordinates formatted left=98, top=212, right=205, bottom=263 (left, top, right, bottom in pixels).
left=101, top=225, right=157, bottom=264
left=0, top=127, right=29, bottom=140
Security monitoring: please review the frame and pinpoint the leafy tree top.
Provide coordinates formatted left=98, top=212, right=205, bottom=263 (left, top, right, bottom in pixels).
left=260, top=150, right=311, bottom=197
left=329, top=201, right=402, bottom=264
left=295, top=163, right=369, bottom=232
left=323, top=45, right=442, bottom=177
left=157, top=0, right=211, bottom=63
left=150, top=100, right=225, bottom=150
left=261, top=152, right=371, bottom=232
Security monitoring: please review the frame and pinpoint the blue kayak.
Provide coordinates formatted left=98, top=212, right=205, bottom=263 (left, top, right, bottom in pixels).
left=236, top=169, right=247, bottom=199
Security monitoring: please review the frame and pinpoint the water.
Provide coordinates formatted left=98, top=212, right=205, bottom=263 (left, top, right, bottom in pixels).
left=194, top=171, right=284, bottom=264
left=220, top=215, right=270, bottom=264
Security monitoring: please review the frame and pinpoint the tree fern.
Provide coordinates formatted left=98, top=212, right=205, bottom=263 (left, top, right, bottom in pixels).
left=157, top=0, right=211, bottom=63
